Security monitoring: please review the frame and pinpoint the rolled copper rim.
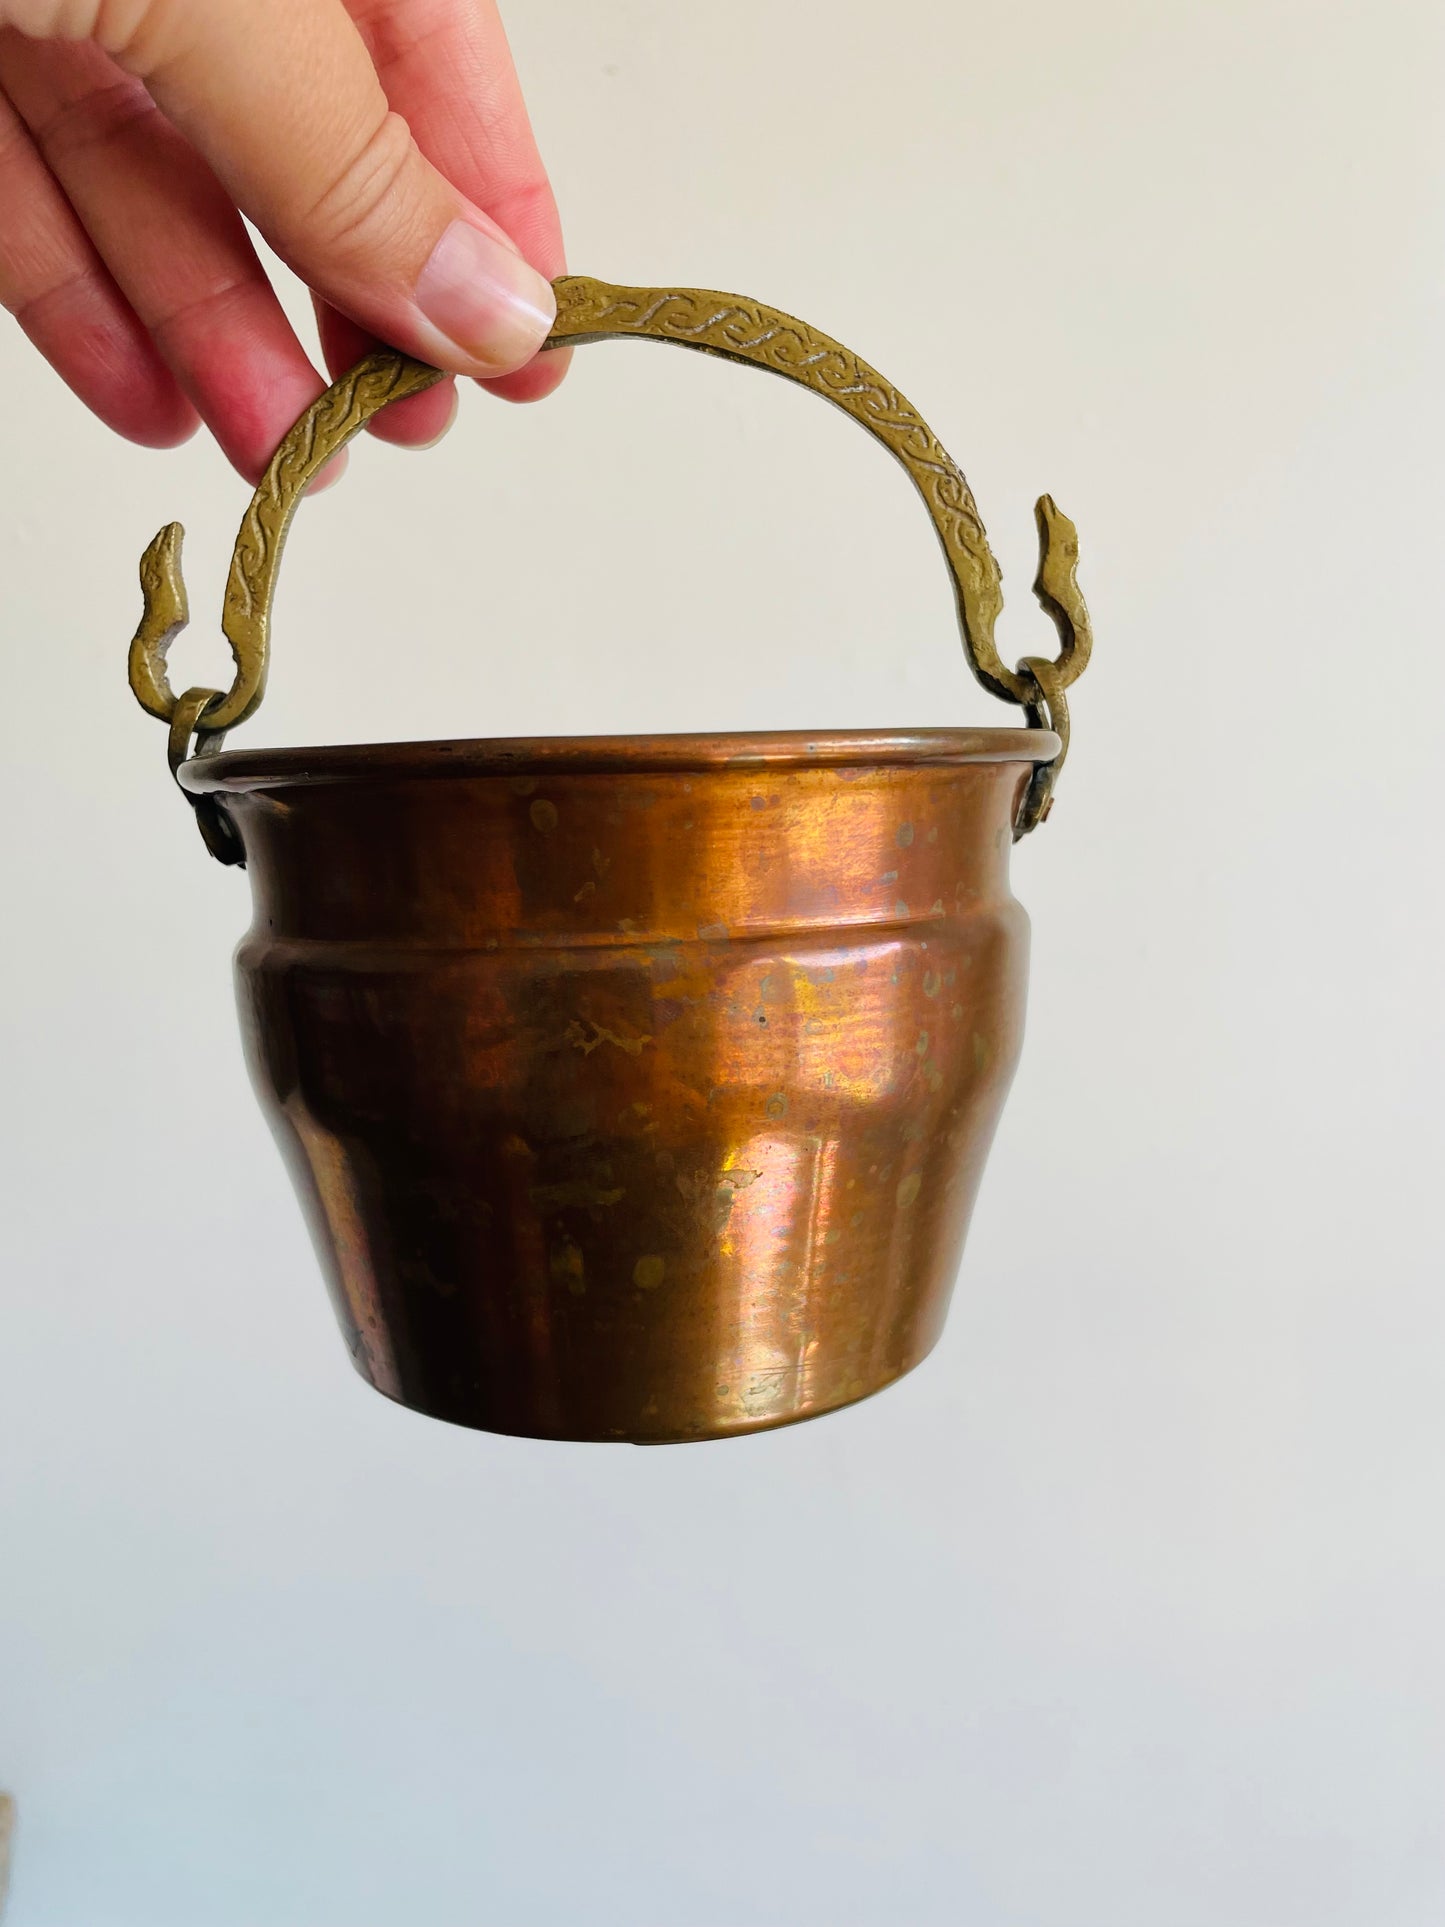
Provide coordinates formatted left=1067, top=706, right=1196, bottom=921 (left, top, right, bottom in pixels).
left=180, top=726, right=1062, bottom=794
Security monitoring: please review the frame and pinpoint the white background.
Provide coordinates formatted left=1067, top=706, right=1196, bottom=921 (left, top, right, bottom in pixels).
left=2, top=1, right=1444, bottom=1921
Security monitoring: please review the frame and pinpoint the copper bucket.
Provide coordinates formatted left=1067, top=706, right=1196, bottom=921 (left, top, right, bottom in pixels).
left=126, top=276, right=1092, bottom=1443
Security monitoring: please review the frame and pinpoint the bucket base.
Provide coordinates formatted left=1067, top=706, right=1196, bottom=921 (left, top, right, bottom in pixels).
left=348, top=1336, right=941, bottom=1445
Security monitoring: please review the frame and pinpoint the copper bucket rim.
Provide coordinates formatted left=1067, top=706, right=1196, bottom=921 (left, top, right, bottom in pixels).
left=179, top=724, right=1063, bottom=795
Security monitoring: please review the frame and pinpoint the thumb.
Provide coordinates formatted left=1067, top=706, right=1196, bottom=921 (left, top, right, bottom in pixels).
left=100, top=0, right=556, bottom=378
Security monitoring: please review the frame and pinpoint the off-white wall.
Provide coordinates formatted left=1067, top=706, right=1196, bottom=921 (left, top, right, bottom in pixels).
left=2, top=2, right=1443, bottom=1921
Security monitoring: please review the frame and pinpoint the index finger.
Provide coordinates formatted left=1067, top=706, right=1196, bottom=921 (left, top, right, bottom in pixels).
left=110, top=0, right=557, bottom=381
left=334, top=0, right=567, bottom=411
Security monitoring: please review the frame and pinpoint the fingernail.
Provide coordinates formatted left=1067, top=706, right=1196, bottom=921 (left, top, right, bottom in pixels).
left=415, top=220, right=555, bottom=373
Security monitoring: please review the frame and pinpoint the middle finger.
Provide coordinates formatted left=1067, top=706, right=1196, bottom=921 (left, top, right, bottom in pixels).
left=0, top=28, right=331, bottom=482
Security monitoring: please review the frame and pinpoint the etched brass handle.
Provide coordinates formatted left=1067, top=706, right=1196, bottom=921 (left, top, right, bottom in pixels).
left=128, top=351, right=443, bottom=736
left=128, top=274, right=1091, bottom=842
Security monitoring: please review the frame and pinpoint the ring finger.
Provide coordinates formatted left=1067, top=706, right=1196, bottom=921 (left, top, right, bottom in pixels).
left=0, top=80, right=194, bottom=447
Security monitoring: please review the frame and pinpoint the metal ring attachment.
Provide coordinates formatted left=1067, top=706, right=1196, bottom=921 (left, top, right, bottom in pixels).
left=166, top=685, right=245, bottom=866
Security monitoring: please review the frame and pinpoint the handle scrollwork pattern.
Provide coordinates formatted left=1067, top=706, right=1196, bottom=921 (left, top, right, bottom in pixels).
left=127, top=275, right=1090, bottom=847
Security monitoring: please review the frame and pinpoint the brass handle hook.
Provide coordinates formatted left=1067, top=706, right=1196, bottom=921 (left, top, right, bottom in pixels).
left=128, top=275, right=1091, bottom=839
left=128, top=351, right=443, bottom=737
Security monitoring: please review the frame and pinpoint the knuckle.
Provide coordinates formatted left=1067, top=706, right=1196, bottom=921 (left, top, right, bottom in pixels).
left=0, top=110, right=31, bottom=172
left=146, top=271, right=251, bottom=341
left=296, top=110, right=421, bottom=263
left=0, top=3, right=98, bottom=34
left=29, top=75, right=159, bottom=165
left=347, top=0, right=453, bottom=70
left=8, top=264, right=90, bottom=326
left=496, top=174, right=560, bottom=235
left=3, top=3, right=150, bottom=48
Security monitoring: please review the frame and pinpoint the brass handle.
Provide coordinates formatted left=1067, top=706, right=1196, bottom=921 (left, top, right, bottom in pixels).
left=128, top=350, right=442, bottom=736
left=128, top=274, right=1091, bottom=841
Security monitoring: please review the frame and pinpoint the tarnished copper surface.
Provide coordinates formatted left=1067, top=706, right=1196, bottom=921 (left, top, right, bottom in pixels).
left=117, top=269, right=1096, bottom=1443
left=185, top=727, right=1054, bottom=1443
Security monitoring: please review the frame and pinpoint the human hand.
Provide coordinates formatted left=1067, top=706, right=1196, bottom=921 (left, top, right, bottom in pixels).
left=0, top=0, right=564, bottom=480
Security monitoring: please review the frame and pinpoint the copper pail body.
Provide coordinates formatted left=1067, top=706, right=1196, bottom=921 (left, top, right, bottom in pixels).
left=130, top=275, right=1093, bottom=1442
left=184, top=728, right=1050, bottom=1441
